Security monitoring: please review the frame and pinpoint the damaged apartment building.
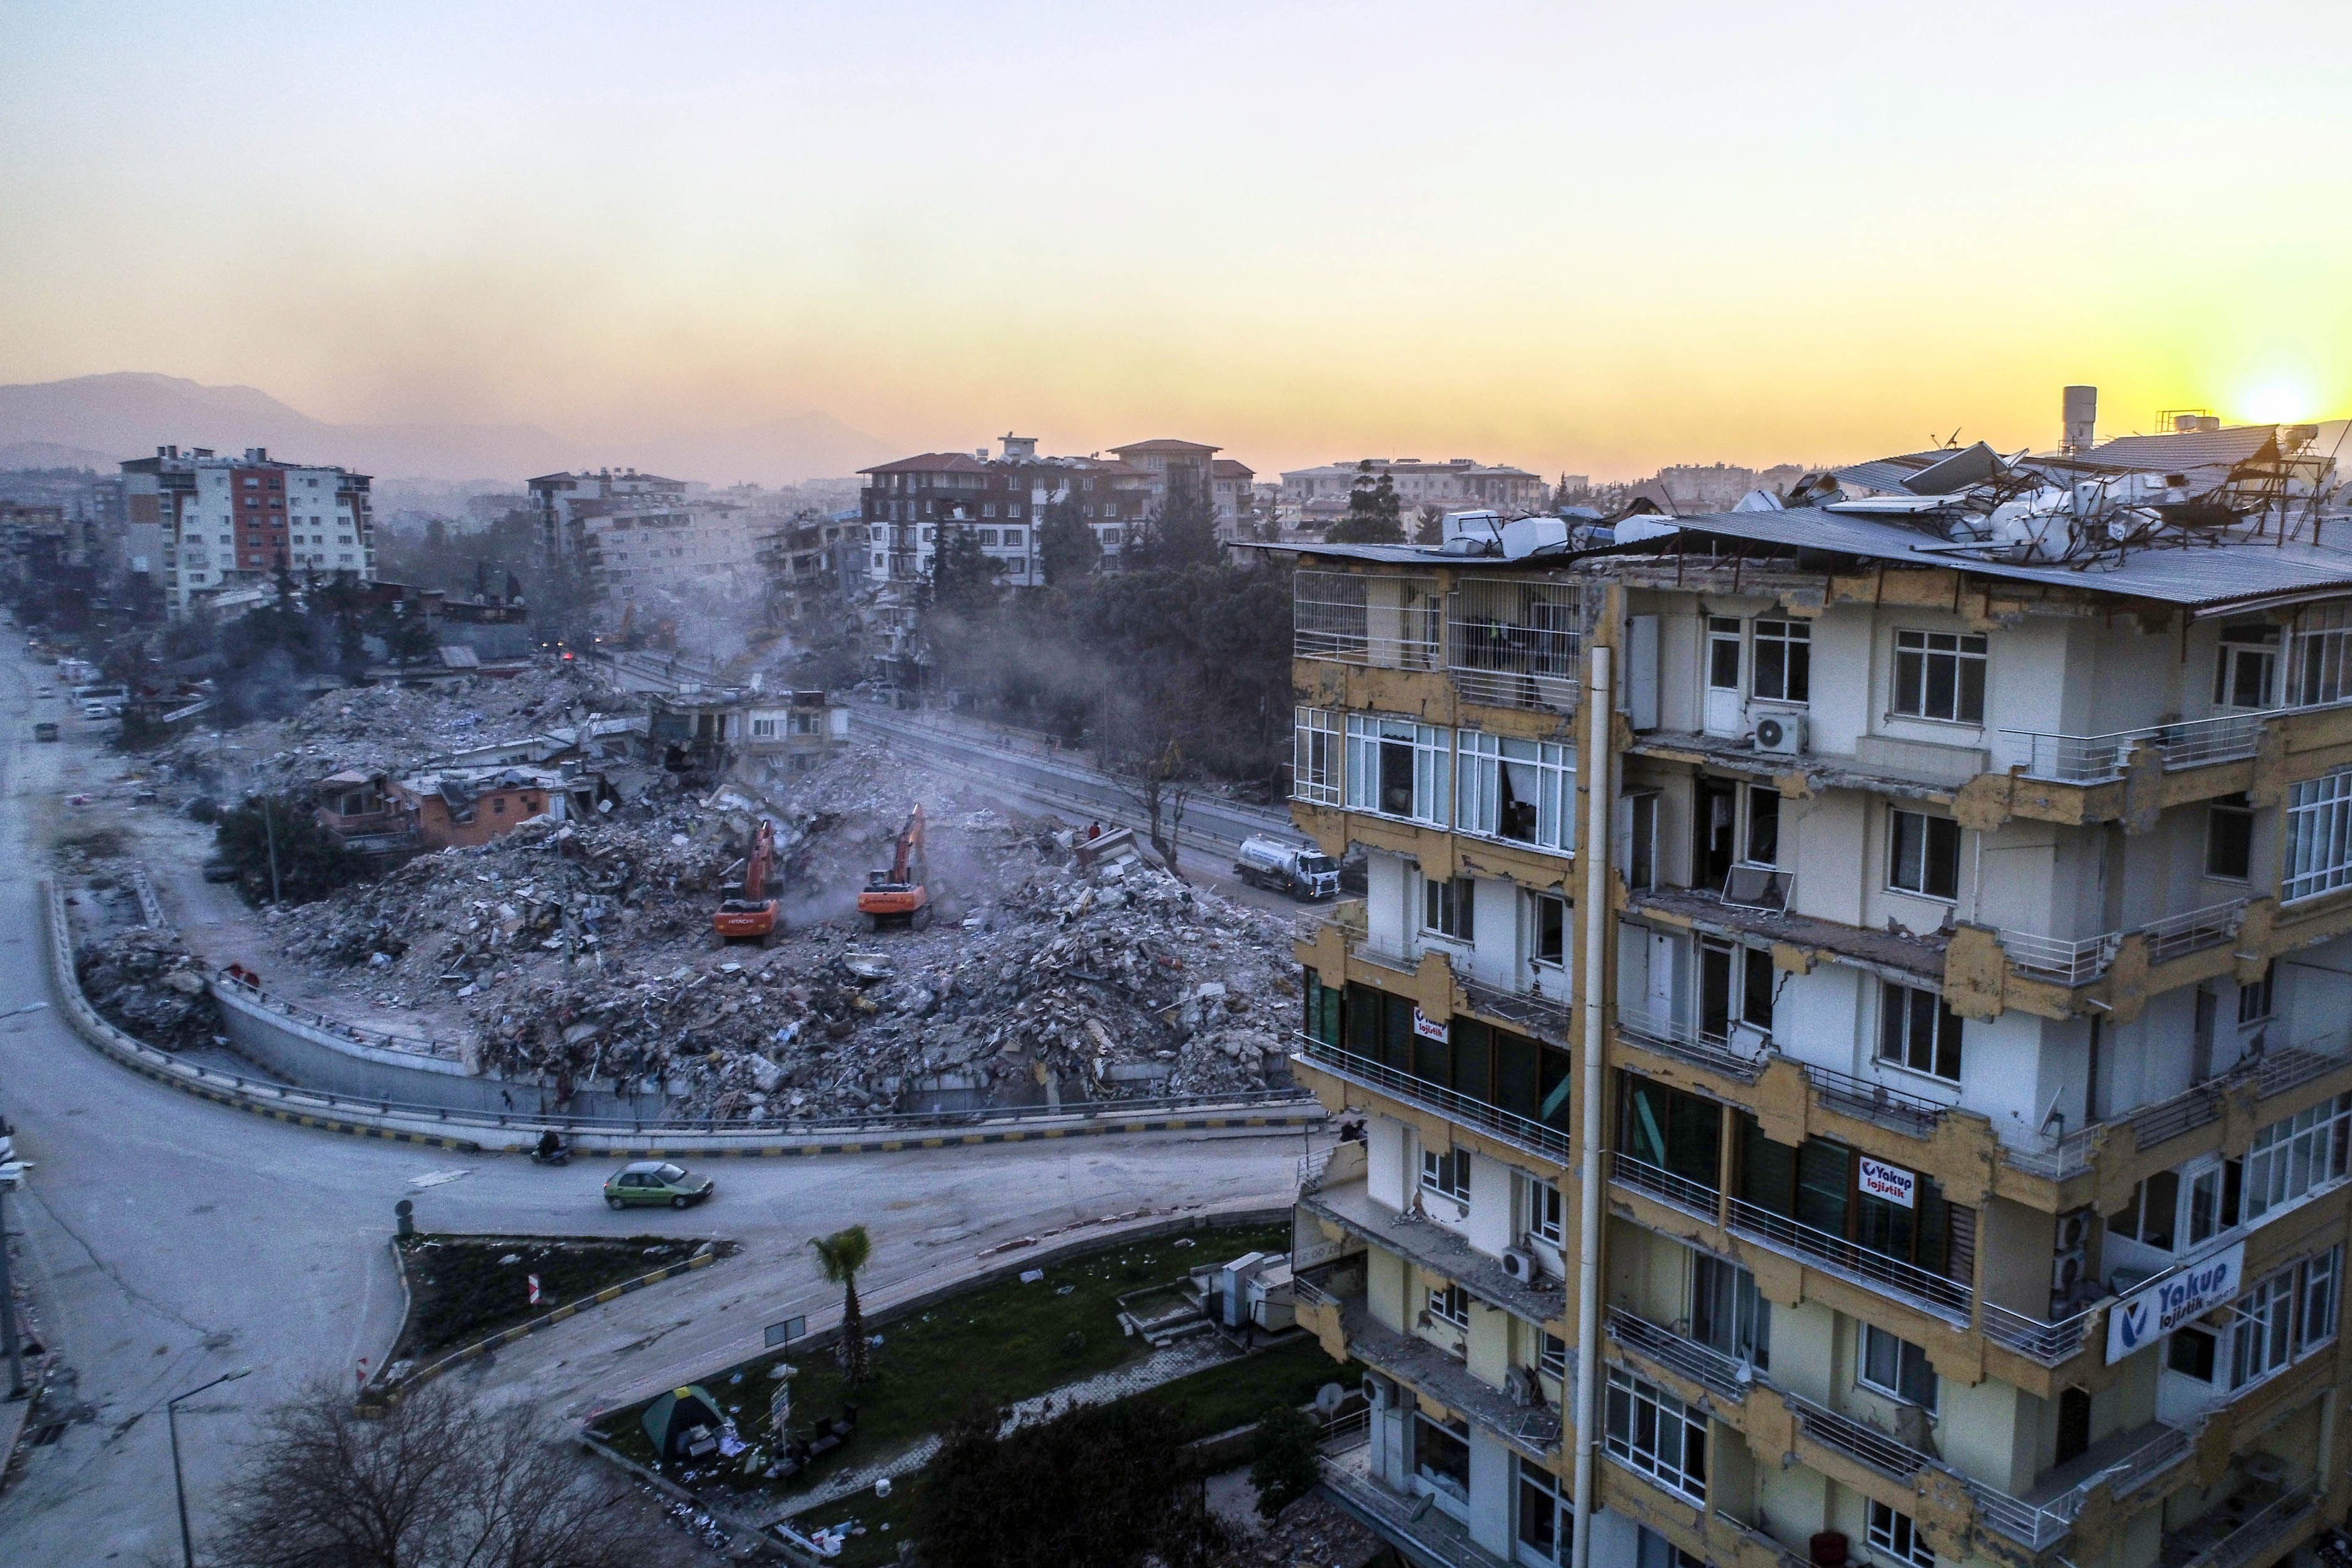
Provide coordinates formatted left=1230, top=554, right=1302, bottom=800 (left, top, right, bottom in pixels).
left=1276, top=395, right=2352, bottom=1568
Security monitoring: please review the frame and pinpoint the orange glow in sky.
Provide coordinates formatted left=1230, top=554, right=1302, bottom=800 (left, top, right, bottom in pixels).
left=3, top=1, right=2348, bottom=479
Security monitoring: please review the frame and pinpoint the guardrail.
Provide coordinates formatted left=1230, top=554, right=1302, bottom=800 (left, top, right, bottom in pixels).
left=1613, top=1007, right=1770, bottom=1081
left=216, top=969, right=464, bottom=1061
left=1994, top=707, right=2280, bottom=783
left=2180, top=1483, right=2318, bottom=1568
left=1608, top=1153, right=1720, bottom=1218
left=1604, top=1307, right=1750, bottom=1401
left=1725, top=1194, right=1973, bottom=1320
left=2003, top=1039, right=2352, bottom=1179
left=1294, top=1035, right=1572, bottom=1161
left=1996, top=897, right=2246, bottom=987
left=1458, top=975, right=1572, bottom=1041
left=1802, top=1062, right=1947, bottom=1138
left=1981, top=1300, right=2099, bottom=1365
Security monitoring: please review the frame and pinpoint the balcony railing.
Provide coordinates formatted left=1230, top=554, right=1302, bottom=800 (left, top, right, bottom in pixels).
left=1293, top=1273, right=1341, bottom=1312
left=1802, top=1062, right=1948, bottom=1138
left=1604, top=1308, right=1751, bottom=1402
left=1787, top=1393, right=2077, bottom=1552
left=1993, top=707, right=2282, bottom=783
left=1981, top=1300, right=2099, bottom=1365
left=1996, top=897, right=2246, bottom=987
left=2178, top=1484, right=2319, bottom=1568
left=2004, top=1038, right=2352, bottom=1180
left=1295, top=1035, right=1572, bottom=1161
left=1725, top=1194, right=1973, bottom=1321
left=1614, top=1007, right=1771, bottom=1082
left=1609, top=1153, right=1720, bottom=1219
left=1294, top=569, right=1443, bottom=669
left=1458, top=975, right=1572, bottom=1042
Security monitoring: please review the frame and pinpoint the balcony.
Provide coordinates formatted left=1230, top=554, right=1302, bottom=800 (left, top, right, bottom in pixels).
left=1295, top=1036, right=1574, bottom=1163
left=1294, top=569, right=1443, bottom=669
left=1316, top=1443, right=1515, bottom=1568
left=1300, top=1178, right=1568, bottom=1327
left=1784, top=1392, right=2082, bottom=1554
left=1316, top=1290, right=1564, bottom=1461
left=1603, top=1307, right=1751, bottom=1404
left=1994, top=708, right=2275, bottom=783
left=1456, top=973, right=1572, bottom=1044
left=1614, top=1006, right=1770, bottom=1083
left=2164, top=1483, right=2319, bottom=1568
left=1996, top=898, right=2248, bottom=987
left=1444, top=578, right=1587, bottom=716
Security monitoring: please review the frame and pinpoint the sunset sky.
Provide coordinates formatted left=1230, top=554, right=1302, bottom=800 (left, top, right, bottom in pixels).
left=4, top=0, right=2348, bottom=479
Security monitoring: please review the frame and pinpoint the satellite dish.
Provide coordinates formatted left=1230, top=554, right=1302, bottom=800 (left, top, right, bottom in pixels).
left=1315, top=1382, right=1347, bottom=1417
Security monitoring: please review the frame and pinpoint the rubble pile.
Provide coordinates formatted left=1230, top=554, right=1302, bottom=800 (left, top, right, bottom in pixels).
left=230, top=740, right=1303, bottom=1119
left=144, top=665, right=622, bottom=805
left=77, top=927, right=222, bottom=1051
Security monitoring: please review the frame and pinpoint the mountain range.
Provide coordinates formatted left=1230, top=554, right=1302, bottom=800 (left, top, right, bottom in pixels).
left=0, top=372, right=899, bottom=487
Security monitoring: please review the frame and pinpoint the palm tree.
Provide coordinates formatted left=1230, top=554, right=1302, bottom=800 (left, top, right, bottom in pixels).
left=810, top=1226, right=874, bottom=1388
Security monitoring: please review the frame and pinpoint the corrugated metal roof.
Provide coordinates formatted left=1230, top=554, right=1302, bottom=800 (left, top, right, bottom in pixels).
left=1832, top=449, right=1948, bottom=494
left=2067, top=425, right=2279, bottom=474
left=1664, top=507, right=2352, bottom=610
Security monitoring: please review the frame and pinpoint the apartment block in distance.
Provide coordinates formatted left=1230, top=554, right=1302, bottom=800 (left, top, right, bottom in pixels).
left=529, top=469, right=757, bottom=607
left=1280, top=457, right=1549, bottom=530
left=120, top=445, right=376, bottom=618
left=1273, top=393, right=2352, bottom=1568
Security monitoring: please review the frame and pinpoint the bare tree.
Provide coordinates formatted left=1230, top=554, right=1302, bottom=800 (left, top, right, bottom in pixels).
left=211, top=1379, right=656, bottom=1568
left=1114, top=738, right=1194, bottom=882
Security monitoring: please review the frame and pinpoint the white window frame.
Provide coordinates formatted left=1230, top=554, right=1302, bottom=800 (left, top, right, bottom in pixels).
left=1293, top=707, right=1342, bottom=806
left=1888, top=807, right=1961, bottom=901
left=1346, top=713, right=1450, bottom=825
left=1892, top=628, right=1988, bottom=724
left=2288, top=602, right=2352, bottom=708
left=1859, top=1323, right=1937, bottom=1411
left=2243, top=1093, right=2352, bottom=1222
left=1877, top=980, right=1963, bottom=1083
left=1867, top=1500, right=1935, bottom=1568
left=2285, top=770, right=2352, bottom=902
left=1604, top=1366, right=1706, bottom=1504
left=1456, top=731, right=1574, bottom=853
left=1520, top=1172, right=1564, bottom=1248
left=1422, top=873, right=1475, bottom=943
left=1427, top=1279, right=1470, bottom=1330
left=1528, top=891, right=1569, bottom=972
left=1421, top=1145, right=1471, bottom=1204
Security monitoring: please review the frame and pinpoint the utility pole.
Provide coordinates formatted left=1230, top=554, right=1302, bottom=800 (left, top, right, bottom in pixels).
left=169, top=1367, right=250, bottom=1568
left=260, top=795, right=282, bottom=904
left=0, top=1158, right=26, bottom=1399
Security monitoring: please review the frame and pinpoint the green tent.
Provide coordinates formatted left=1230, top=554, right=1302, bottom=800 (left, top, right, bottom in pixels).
left=641, top=1385, right=726, bottom=1462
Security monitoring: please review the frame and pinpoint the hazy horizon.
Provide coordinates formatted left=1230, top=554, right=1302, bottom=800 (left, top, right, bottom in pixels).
left=5, top=1, right=2348, bottom=482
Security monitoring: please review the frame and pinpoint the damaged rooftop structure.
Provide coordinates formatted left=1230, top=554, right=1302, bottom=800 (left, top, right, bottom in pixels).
left=1268, top=390, right=2352, bottom=1568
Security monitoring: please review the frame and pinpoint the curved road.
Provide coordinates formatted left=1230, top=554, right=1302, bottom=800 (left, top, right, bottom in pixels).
left=0, top=644, right=1310, bottom=1564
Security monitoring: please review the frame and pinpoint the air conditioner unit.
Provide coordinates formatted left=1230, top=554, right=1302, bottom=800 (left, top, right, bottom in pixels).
left=1503, top=1367, right=1539, bottom=1408
left=1753, top=712, right=1807, bottom=756
left=1362, top=1372, right=1397, bottom=1411
left=2054, top=1207, right=2094, bottom=1253
left=1502, top=1247, right=1538, bottom=1283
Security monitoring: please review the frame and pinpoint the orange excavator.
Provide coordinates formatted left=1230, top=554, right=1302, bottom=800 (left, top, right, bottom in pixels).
left=857, top=806, right=932, bottom=931
left=714, top=818, right=781, bottom=945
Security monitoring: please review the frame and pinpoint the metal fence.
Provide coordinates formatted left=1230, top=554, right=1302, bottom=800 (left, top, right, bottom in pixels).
left=1614, top=1007, right=1770, bottom=1082
left=1995, top=707, right=2277, bottom=783
left=1293, top=570, right=1443, bottom=669
left=1445, top=578, right=1588, bottom=714
left=1604, top=1307, right=1751, bottom=1402
left=1294, top=1035, right=1572, bottom=1160
left=1725, top=1195, right=1973, bottom=1320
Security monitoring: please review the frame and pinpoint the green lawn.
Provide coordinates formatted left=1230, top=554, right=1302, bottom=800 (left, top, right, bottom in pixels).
left=595, top=1221, right=1293, bottom=1496
left=395, top=1234, right=717, bottom=1362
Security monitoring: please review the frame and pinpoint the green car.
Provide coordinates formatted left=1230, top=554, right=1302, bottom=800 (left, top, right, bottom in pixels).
left=604, top=1160, right=715, bottom=1210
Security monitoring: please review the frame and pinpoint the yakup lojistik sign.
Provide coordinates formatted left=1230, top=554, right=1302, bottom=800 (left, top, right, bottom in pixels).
left=1858, top=1155, right=1915, bottom=1208
left=1411, top=1007, right=1450, bottom=1043
left=2105, top=1241, right=2245, bottom=1365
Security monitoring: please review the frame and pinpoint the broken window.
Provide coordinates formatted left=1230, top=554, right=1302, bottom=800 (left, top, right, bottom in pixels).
left=1421, top=1147, right=1471, bottom=1204
left=1530, top=893, right=1567, bottom=968
left=2206, top=792, right=2254, bottom=880
left=1742, top=785, right=1779, bottom=866
left=1345, top=714, right=1448, bottom=824
left=1456, top=732, right=1573, bottom=851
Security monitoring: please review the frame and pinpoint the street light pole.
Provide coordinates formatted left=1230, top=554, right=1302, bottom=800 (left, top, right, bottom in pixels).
left=168, top=1367, right=250, bottom=1568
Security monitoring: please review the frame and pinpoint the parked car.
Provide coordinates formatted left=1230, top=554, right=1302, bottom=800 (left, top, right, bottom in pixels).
left=33, top=689, right=55, bottom=699
left=603, top=1160, right=714, bottom=1210
left=200, top=859, right=241, bottom=882
left=32, top=722, right=56, bottom=743
left=80, top=702, right=117, bottom=721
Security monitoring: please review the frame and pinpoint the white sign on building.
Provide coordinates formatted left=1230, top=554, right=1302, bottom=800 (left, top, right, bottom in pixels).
left=2105, top=1241, right=2246, bottom=1365
left=1411, top=1008, right=1449, bottom=1043
left=1858, top=1155, right=1915, bottom=1209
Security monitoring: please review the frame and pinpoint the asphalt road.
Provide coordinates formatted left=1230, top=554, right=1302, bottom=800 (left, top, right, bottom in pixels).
left=0, top=646, right=1311, bottom=1565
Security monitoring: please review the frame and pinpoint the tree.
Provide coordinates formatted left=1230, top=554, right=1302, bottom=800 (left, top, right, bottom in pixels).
left=1037, top=490, right=1100, bottom=585
left=810, top=1225, right=873, bottom=1389
left=213, top=1378, right=654, bottom=1568
left=1112, top=738, right=1193, bottom=882
left=1414, top=504, right=1446, bottom=546
left=1325, top=460, right=1403, bottom=544
left=928, top=520, right=1002, bottom=618
left=1132, top=474, right=1221, bottom=571
left=215, top=793, right=366, bottom=904
left=1247, top=1404, right=1322, bottom=1519
left=913, top=1397, right=1227, bottom=1568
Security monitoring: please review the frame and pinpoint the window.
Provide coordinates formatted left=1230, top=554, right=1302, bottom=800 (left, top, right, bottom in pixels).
left=1893, top=630, right=1987, bottom=723
left=1752, top=618, right=1810, bottom=703
left=1860, top=1324, right=1937, bottom=1409
left=2230, top=1265, right=2297, bottom=1389
left=2169, top=1326, right=2217, bottom=1380
left=1878, top=982, right=1963, bottom=1081
left=2207, top=793, right=2254, bottom=881
left=1530, top=893, right=1567, bottom=968
left=2284, top=770, right=2352, bottom=901
left=1424, top=875, right=1475, bottom=941
left=982, top=505, right=997, bottom=519
left=751, top=718, right=778, bottom=739
left=1604, top=1367, right=1706, bottom=1503
left=1413, top=1412, right=1470, bottom=1500
left=2243, top=1093, right=2352, bottom=1221
left=1345, top=714, right=1449, bottom=824
left=1707, top=617, right=1741, bottom=691
left=1620, top=1076, right=1722, bottom=1189
left=1888, top=809, right=1961, bottom=899
left=1003, top=525, right=1022, bottom=541
left=1868, top=1501, right=1935, bottom=1568
left=2186, top=1158, right=2241, bottom=1247
left=1522, top=1172, right=1564, bottom=1247
left=1426, top=1280, right=1470, bottom=1330
left=1540, top=1332, right=1568, bottom=1379
left=1421, top=1145, right=1471, bottom=1203
left=1692, top=1254, right=1769, bottom=1371
left=2238, top=962, right=2274, bottom=1026
left=2289, top=602, right=2352, bottom=707
left=2109, top=1168, right=2181, bottom=1253
left=1742, top=785, right=1779, bottom=866
left=1456, top=732, right=1574, bottom=852
left=1293, top=708, right=1342, bottom=805
left=2215, top=627, right=2279, bottom=710
left=1517, top=1457, right=1565, bottom=1564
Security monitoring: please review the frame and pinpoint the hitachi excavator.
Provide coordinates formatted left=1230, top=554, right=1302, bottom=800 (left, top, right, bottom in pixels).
left=857, top=806, right=931, bottom=931
left=714, top=818, right=781, bottom=945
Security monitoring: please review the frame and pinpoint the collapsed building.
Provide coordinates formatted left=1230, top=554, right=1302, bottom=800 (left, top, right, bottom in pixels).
left=1273, top=396, right=2352, bottom=1568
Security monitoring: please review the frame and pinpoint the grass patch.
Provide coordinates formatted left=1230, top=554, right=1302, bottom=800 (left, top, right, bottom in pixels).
left=394, top=1233, right=727, bottom=1362
left=595, top=1221, right=1292, bottom=1498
